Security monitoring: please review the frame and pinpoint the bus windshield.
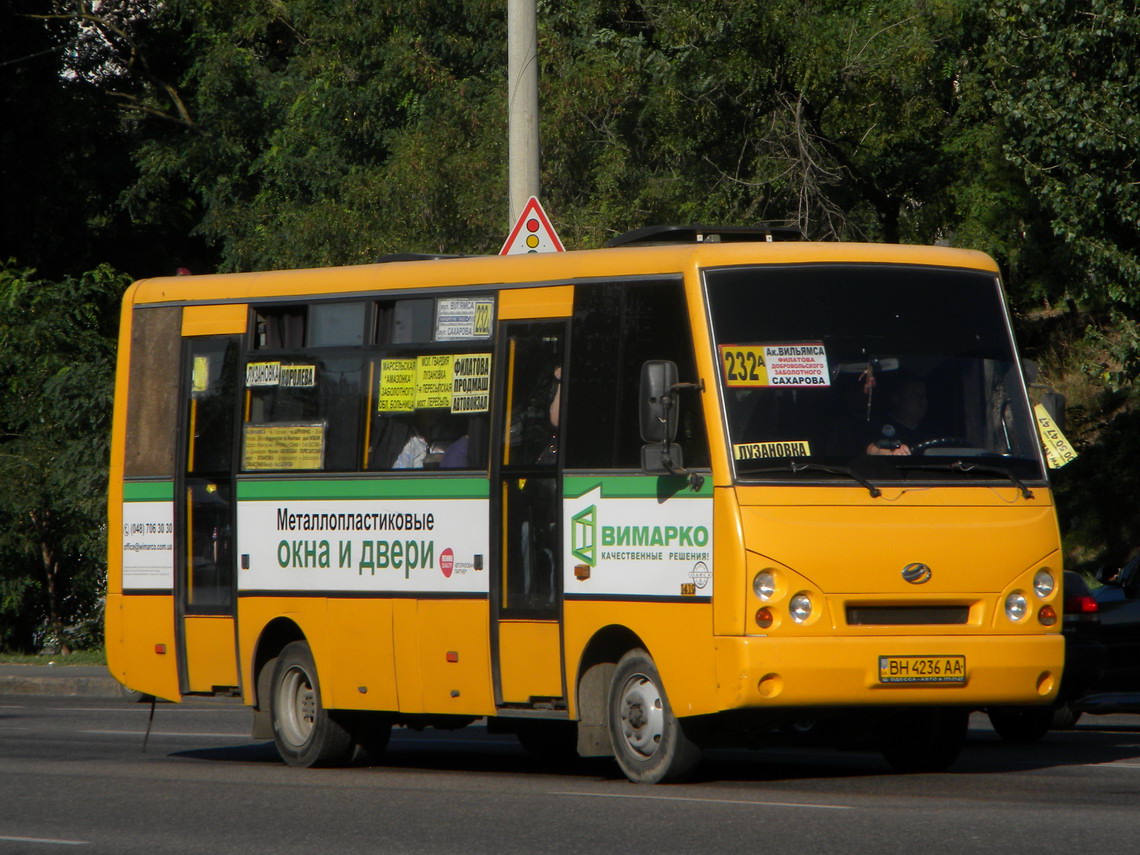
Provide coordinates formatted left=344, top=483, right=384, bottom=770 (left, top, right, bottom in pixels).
left=704, top=263, right=1044, bottom=485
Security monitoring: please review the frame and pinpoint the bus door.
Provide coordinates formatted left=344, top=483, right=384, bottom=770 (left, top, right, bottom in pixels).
left=492, top=321, right=567, bottom=706
left=177, top=335, right=241, bottom=694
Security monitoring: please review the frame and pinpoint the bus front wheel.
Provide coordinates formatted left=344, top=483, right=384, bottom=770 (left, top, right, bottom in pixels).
left=608, top=649, right=701, bottom=784
left=879, top=708, right=968, bottom=773
left=270, top=641, right=355, bottom=768
left=987, top=706, right=1055, bottom=743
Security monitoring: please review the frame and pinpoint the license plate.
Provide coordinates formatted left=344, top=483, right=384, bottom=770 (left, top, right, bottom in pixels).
left=878, top=655, right=966, bottom=685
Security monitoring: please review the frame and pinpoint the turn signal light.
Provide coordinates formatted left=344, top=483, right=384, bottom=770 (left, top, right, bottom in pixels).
left=755, top=607, right=774, bottom=629
left=1038, top=605, right=1057, bottom=626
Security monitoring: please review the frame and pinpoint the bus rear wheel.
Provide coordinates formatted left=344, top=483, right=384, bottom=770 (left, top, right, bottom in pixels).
left=608, top=649, right=701, bottom=784
left=270, top=641, right=355, bottom=768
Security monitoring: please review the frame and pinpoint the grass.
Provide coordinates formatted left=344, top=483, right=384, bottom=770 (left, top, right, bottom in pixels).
left=0, top=649, right=106, bottom=666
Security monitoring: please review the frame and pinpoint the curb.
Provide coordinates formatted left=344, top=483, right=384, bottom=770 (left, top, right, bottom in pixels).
left=0, top=665, right=122, bottom=699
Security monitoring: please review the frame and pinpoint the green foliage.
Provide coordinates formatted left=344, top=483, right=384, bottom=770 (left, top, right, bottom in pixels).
left=103, top=0, right=1006, bottom=260
left=985, top=0, right=1140, bottom=312
left=119, top=0, right=509, bottom=270
left=975, top=2, right=1140, bottom=566
left=0, top=262, right=129, bottom=652
left=540, top=0, right=986, bottom=245
left=0, top=0, right=214, bottom=279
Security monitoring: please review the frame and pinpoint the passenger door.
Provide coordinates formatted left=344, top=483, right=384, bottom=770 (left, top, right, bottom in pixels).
left=491, top=320, right=567, bottom=706
left=177, top=334, right=242, bottom=694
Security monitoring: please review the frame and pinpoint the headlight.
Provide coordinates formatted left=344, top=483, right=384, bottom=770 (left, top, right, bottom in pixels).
left=753, top=571, right=776, bottom=600
left=1005, top=591, right=1028, bottom=621
left=790, top=593, right=813, bottom=623
left=1033, top=570, right=1055, bottom=598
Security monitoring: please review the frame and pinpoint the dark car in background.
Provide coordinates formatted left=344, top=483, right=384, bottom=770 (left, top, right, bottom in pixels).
left=988, top=570, right=1107, bottom=741
left=1073, top=558, right=1140, bottom=715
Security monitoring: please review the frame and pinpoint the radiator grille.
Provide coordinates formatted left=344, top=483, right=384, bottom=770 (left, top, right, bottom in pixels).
left=846, top=606, right=969, bottom=626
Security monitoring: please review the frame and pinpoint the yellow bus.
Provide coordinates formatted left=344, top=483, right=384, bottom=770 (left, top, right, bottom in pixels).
left=106, top=227, right=1064, bottom=783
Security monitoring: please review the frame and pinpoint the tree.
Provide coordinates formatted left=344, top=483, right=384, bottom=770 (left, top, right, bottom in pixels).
left=61, top=1, right=1015, bottom=259
left=538, top=0, right=993, bottom=246
left=984, top=0, right=1140, bottom=317
left=0, top=0, right=216, bottom=279
left=0, top=262, right=129, bottom=652
left=77, top=0, right=510, bottom=271
left=971, top=2, right=1140, bottom=567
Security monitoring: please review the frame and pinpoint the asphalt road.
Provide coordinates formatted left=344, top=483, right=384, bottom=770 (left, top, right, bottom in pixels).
left=1, top=693, right=1138, bottom=854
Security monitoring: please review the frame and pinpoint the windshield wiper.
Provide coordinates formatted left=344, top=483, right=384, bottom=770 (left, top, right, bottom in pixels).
left=738, top=461, right=882, bottom=498
left=898, top=460, right=1035, bottom=499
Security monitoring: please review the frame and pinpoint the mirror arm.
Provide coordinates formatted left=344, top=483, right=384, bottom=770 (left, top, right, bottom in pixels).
left=659, top=380, right=706, bottom=491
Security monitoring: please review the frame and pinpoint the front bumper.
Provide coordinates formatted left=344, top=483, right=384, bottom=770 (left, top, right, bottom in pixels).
left=714, top=633, right=1065, bottom=711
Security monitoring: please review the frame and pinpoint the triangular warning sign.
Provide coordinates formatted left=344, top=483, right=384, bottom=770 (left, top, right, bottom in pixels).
left=499, top=196, right=565, bottom=255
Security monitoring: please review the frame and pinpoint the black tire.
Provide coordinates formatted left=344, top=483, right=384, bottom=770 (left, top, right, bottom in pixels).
left=608, top=649, right=701, bottom=784
left=880, top=708, right=968, bottom=772
left=987, top=706, right=1054, bottom=743
left=270, top=641, right=355, bottom=768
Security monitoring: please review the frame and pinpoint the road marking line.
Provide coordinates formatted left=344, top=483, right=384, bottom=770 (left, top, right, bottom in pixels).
left=553, top=791, right=852, bottom=810
left=80, top=729, right=246, bottom=739
left=0, top=835, right=88, bottom=846
left=52, top=707, right=248, bottom=713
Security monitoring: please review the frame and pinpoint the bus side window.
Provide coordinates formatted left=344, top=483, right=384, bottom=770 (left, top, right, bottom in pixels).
left=124, top=306, right=182, bottom=478
left=242, top=355, right=366, bottom=472
left=375, top=299, right=434, bottom=345
left=188, top=339, right=239, bottom=474
left=365, top=351, right=491, bottom=471
left=254, top=306, right=306, bottom=349
left=566, top=279, right=708, bottom=469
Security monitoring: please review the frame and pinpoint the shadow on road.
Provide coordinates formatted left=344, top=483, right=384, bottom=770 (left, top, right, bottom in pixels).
left=166, top=716, right=1140, bottom=784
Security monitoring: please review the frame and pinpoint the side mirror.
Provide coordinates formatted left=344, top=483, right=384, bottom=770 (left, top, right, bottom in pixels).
left=641, top=443, right=684, bottom=474
left=640, top=360, right=679, bottom=443
left=639, top=360, right=704, bottom=490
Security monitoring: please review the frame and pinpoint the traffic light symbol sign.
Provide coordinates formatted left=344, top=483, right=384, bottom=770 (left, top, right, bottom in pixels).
left=500, top=196, right=565, bottom=255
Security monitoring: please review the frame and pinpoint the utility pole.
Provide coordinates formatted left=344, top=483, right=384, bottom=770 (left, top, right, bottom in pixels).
left=507, top=0, right=540, bottom=225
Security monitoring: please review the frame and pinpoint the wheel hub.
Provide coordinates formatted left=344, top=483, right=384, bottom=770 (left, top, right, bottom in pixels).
left=618, top=674, right=665, bottom=759
left=278, top=665, right=317, bottom=748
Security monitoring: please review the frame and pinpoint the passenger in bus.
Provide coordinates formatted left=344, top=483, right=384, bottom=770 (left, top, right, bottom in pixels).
left=441, top=434, right=468, bottom=468
left=866, top=371, right=929, bottom=456
left=437, top=415, right=476, bottom=468
left=392, top=410, right=450, bottom=468
left=536, top=365, right=561, bottom=464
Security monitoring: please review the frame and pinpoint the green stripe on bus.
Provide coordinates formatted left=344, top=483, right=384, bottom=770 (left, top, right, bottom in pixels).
left=123, top=481, right=175, bottom=501
left=237, top=478, right=490, bottom=501
left=563, top=474, right=712, bottom=500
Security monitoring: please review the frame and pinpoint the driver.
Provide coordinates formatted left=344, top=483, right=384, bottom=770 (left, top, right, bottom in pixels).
left=866, top=372, right=928, bottom=456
